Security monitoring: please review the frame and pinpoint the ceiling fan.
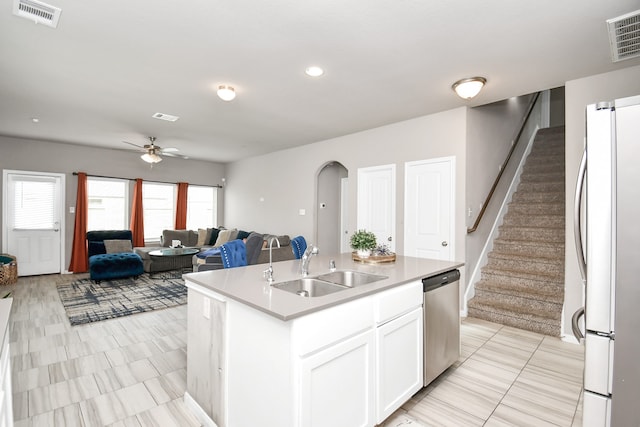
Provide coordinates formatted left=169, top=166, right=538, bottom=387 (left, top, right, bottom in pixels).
left=123, top=136, right=189, bottom=164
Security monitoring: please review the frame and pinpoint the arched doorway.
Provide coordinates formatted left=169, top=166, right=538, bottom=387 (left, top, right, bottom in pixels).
left=316, top=161, right=348, bottom=255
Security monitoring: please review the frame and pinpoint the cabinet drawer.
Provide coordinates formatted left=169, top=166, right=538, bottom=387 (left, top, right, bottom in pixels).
left=292, top=296, right=373, bottom=356
left=374, top=281, right=422, bottom=325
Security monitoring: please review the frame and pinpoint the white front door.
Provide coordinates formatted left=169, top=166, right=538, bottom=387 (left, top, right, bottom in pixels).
left=404, top=157, right=454, bottom=260
left=357, top=164, right=396, bottom=252
left=2, top=170, right=65, bottom=276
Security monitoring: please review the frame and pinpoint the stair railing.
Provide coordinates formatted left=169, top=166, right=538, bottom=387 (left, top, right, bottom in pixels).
left=467, top=92, right=541, bottom=234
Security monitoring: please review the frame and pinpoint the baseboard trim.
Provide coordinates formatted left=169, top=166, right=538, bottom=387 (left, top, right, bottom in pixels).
left=184, top=392, right=218, bottom=427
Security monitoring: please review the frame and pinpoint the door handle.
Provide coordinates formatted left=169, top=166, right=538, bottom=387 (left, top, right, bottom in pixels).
left=574, top=150, right=587, bottom=285
left=572, top=307, right=585, bottom=341
left=442, top=241, right=448, bottom=247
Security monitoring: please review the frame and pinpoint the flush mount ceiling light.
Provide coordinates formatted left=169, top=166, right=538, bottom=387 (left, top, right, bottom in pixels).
left=217, top=85, right=236, bottom=101
left=305, top=66, right=324, bottom=77
left=452, top=77, right=487, bottom=100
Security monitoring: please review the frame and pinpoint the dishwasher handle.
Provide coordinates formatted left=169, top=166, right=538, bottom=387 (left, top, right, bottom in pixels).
left=422, top=269, right=460, bottom=292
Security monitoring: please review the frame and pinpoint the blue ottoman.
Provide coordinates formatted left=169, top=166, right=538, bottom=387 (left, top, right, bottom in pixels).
left=89, top=252, right=144, bottom=283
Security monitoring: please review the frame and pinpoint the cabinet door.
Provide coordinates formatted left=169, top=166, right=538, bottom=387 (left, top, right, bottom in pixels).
left=299, top=330, right=375, bottom=427
left=376, top=307, right=423, bottom=423
left=186, top=289, right=226, bottom=426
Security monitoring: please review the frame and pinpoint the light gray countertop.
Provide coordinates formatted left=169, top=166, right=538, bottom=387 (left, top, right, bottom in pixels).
left=184, top=253, right=463, bottom=321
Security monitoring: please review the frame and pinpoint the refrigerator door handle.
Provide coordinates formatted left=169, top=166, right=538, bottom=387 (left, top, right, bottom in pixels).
left=572, top=306, right=585, bottom=341
left=574, top=149, right=588, bottom=285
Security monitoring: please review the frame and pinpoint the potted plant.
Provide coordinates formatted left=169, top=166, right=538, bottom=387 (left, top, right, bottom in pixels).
left=350, top=229, right=377, bottom=258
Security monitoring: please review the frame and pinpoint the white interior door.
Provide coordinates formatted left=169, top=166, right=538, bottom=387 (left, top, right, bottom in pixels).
left=357, top=165, right=396, bottom=252
left=404, top=157, right=454, bottom=260
left=3, top=170, right=65, bottom=276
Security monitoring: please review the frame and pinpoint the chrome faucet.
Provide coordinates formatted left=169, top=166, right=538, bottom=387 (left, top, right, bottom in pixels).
left=264, top=236, right=280, bottom=283
left=300, top=245, right=319, bottom=277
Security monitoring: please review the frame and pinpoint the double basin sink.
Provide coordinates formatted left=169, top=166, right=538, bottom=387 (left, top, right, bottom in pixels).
left=272, top=270, right=388, bottom=297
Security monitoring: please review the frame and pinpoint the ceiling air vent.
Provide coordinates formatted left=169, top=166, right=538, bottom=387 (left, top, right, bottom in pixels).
left=152, top=113, right=180, bottom=122
left=13, top=0, right=61, bottom=28
left=607, top=9, right=640, bottom=62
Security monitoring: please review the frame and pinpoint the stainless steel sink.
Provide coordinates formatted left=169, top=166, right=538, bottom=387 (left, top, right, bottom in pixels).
left=315, top=270, right=388, bottom=287
left=271, top=278, right=349, bottom=297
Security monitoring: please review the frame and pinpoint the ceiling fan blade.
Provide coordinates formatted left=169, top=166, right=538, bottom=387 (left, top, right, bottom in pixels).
left=162, top=147, right=179, bottom=153
left=161, top=151, right=190, bottom=160
left=123, top=140, right=145, bottom=150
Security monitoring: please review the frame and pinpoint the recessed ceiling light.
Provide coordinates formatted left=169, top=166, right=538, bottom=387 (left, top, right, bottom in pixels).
left=305, top=66, right=324, bottom=77
left=31, top=117, right=39, bottom=123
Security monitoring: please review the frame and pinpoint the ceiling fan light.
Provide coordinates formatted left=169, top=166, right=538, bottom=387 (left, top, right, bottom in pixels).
left=141, top=152, right=162, bottom=163
left=452, top=77, right=487, bottom=100
left=217, top=85, right=236, bottom=101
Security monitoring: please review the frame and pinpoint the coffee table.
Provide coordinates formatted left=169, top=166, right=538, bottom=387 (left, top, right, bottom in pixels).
left=148, top=247, right=199, bottom=279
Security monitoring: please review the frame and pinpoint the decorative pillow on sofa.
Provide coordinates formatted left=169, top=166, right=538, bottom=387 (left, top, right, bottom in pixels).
left=197, top=228, right=209, bottom=246
left=208, top=227, right=221, bottom=245
left=104, top=239, right=133, bottom=254
left=236, top=230, right=251, bottom=241
left=214, top=229, right=238, bottom=247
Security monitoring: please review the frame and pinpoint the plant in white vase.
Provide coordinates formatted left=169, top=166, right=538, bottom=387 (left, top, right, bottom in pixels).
left=350, top=229, right=377, bottom=258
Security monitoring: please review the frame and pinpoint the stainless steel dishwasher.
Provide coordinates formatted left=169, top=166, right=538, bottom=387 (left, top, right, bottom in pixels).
left=422, top=269, right=461, bottom=386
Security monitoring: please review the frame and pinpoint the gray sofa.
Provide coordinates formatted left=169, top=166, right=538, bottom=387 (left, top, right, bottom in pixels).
left=193, top=233, right=296, bottom=271
left=134, top=229, right=297, bottom=274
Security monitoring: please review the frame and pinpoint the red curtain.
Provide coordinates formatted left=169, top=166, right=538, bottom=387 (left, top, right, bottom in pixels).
left=130, top=178, right=145, bottom=247
left=175, top=182, right=188, bottom=229
left=68, top=172, right=88, bottom=272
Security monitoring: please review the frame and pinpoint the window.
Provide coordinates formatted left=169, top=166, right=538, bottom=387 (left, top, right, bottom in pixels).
left=142, top=182, right=175, bottom=241
left=87, top=178, right=128, bottom=231
left=10, top=175, right=57, bottom=229
left=186, top=185, right=218, bottom=230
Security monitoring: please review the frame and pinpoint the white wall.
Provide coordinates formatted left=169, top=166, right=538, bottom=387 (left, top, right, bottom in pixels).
left=0, top=135, right=226, bottom=268
left=564, top=64, right=640, bottom=338
left=225, top=107, right=468, bottom=269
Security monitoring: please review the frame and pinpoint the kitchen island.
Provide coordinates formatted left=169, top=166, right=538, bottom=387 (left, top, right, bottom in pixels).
left=183, top=253, right=463, bottom=427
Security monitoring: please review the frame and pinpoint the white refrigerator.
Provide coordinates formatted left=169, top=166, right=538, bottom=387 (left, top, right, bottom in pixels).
left=573, top=94, right=640, bottom=426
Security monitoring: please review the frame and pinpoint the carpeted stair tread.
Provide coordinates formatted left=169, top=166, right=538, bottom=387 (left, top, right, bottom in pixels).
left=475, top=279, right=564, bottom=303
left=468, top=125, right=566, bottom=337
left=468, top=305, right=560, bottom=336
left=492, top=238, right=565, bottom=258
left=469, top=292, right=562, bottom=320
left=497, top=225, right=564, bottom=242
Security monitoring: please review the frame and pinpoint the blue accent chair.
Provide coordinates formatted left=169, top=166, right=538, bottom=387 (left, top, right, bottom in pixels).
left=291, top=236, right=307, bottom=259
left=87, top=230, right=144, bottom=283
left=220, top=239, right=247, bottom=268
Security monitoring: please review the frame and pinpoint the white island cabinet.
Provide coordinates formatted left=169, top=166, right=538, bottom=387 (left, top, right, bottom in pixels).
left=183, top=253, right=463, bottom=427
left=0, top=299, right=14, bottom=427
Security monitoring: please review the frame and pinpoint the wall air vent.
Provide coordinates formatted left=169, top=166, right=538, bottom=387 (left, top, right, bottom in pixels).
left=152, top=112, right=180, bottom=122
left=607, top=9, right=640, bottom=62
left=12, top=0, right=61, bottom=28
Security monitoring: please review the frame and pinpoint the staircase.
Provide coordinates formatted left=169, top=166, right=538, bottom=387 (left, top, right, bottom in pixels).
left=468, top=126, right=565, bottom=336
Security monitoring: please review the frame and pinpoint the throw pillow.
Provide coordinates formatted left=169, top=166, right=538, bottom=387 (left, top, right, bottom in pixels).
left=104, top=239, right=133, bottom=254
left=197, top=228, right=208, bottom=246
left=208, top=227, right=221, bottom=245
left=236, top=230, right=251, bottom=241
left=214, top=228, right=237, bottom=247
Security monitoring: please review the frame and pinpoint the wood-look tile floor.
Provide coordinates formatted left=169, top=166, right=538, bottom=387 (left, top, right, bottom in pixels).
left=6, top=274, right=584, bottom=426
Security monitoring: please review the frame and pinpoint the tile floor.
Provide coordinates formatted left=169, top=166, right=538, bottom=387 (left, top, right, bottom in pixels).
left=5, top=274, right=584, bottom=426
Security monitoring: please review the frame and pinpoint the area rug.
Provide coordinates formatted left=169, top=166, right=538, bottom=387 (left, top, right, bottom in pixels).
left=57, top=274, right=187, bottom=326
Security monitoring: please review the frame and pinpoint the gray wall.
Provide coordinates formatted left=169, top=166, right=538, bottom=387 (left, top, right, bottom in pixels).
left=564, top=64, right=640, bottom=338
left=0, top=135, right=226, bottom=270
left=225, top=107, right=468, bottom=275
left=316, top=162, right=348, bottom=254
left=465, top=94, right=540, bottom=287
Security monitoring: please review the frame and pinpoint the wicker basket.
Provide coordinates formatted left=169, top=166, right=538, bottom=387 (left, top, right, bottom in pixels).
left=0, top=254, right=17, bottom=286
